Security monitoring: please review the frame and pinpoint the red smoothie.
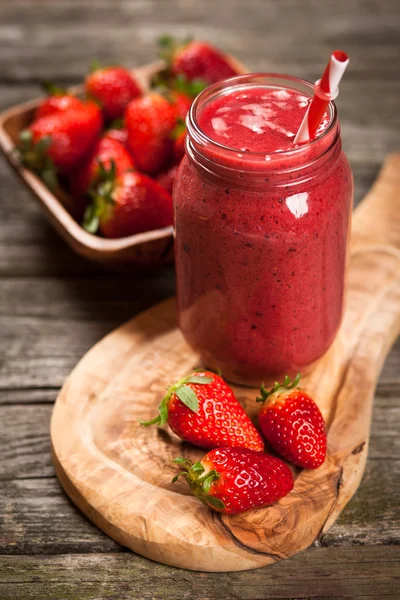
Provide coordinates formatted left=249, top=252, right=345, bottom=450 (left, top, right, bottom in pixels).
left=174, top=74, right=353, bottom=384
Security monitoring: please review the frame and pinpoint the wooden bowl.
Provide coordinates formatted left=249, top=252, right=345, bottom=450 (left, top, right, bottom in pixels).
left=0, top=56, right=247, bottom=270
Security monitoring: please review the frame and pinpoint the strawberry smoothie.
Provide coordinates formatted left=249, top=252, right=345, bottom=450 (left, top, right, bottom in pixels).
left=174, top=74, right=353, bottom=384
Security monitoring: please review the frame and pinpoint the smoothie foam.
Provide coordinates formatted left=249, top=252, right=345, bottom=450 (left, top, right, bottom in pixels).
left=198, top=86, right=329, bottom=153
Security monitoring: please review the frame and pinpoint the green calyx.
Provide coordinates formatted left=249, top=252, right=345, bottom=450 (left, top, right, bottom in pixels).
left=256, top=373, right=301, bottom=403
left=17, top=130, right=58, bottom=191
left=152, top=72, right=207, bottom=100
left=171, top=457, right=225, bottom=510
left=157, top=35, right=191, bottom=62
left=170, top=73, right=208, bottom=99
left=82, top=159, right=118, bottom=234
left=89, top=59, right=103, bottom=74
left=41, top=80, right=67, bottom=96
left=139, top=372, right=213, bottom=427
left=170, top=117, right=186, bottom=141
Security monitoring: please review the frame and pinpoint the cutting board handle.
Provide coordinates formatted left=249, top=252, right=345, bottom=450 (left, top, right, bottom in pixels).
left=352, top=153, right=400, bottom=251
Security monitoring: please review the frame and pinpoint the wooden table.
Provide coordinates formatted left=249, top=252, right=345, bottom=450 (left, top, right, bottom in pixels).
left=0, top=1, right=399, bottom=598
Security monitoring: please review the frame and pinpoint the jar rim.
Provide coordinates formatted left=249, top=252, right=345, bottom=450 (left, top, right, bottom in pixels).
left=187, top=72, right=338, bottom=161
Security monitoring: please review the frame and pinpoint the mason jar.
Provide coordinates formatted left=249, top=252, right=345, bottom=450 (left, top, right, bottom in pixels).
left=173, top=73, right=353, bottom=385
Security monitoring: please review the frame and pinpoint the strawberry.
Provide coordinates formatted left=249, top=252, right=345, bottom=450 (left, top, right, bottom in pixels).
left=159, top=37, right=238, bottom=84
left=85, top=64, right=142, bottom=120
left=18, top=101, right=102, bottom=188
left=257, top=375, right=327, bottom=469
left=83, top=170, right=173, bottom=238
left=125, top=92, right=177, bottom=174
left=172, top=448, right=294, bottom=514
left=70, top=135, right=135, bottom=202
left=35, top=82, right=84, bottom=120
left=141, top=370, right=264, bottom=451
left=155, top=164, right=179, bottom=194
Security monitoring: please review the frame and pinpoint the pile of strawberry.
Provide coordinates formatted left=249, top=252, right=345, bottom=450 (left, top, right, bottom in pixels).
left=141, top=372, right=327, bottom=515
left=18, top=38, right=239, bottom=239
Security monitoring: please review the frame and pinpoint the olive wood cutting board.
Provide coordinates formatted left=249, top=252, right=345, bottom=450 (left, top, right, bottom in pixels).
left=51, top=153, right=400, bottom=571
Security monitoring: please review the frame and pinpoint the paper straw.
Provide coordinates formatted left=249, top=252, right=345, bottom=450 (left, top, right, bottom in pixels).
left=294, top=50, right=349, bottom=144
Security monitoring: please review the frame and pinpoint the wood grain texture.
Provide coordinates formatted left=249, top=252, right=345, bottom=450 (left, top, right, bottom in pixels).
left=0, top=547, right=399, bottom=600
left=0, top=478, right=122, bottom=555
left=0, top=0, right=399, bottom=82
left=49, top=155, right=400, bottom=571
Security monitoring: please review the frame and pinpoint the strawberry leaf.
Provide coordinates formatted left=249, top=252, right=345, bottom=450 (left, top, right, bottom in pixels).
left=172, top=74, right=207, bottom=98
left=35, top=136, right=52, bottom=154
left=190, top=461, right=205, bottom=474
left=82, top=205, right=100, bottom=234
left=89, top=59, right=102, bottom=73
left=175, top=385, right=199, bottom=412
left=139, top=370, right=214, bottom=429
left=257, top=373, right=301, bottom=402
left=185, top=375, right=213, bottom=384
left=158, top=397, right=169, bottom=425
left=41, top=165, right=58, bottom=191
left=201, top=470, right=219, bottom=494
left=41, top=81, right=67, bottom=96
left=18, top=130, right=33, bottom=149
left=173, top=457, right=192, bottom=465
left=203, top=495, right=225, bottom=510
left=158, top=35, right=174, bottom=49
left=140, top=393, right=169, bottom=427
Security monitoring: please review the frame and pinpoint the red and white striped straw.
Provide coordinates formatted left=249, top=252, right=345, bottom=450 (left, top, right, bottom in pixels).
left=294, top=50, right=349, bottom=145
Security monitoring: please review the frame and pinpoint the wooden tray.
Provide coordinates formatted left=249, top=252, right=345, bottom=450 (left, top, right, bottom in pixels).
left=51, top=154, right=400, bottom=571
left=0, top=56, right=246, bottom=270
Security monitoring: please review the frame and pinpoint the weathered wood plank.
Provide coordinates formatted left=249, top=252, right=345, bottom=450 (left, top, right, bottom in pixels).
left=0, top=405, right=53, bottom=479
left=1, top=461, right=399, bottom=554
left=0, top=388, right=58, bottom=406
left=0, top=478, right=122, bottom=554
left=0, top=318, right=398, bottom=390
left=0, top=272, right=175, bottom=321
left=1, top=393, right=399, bottom=480
left=321, top=459, right=400, bottom=547
left=0, top=317, right=118, bottom=389
left=0, top=0, right=399, bottom=82
left=0, top=547, right=399, bottom=599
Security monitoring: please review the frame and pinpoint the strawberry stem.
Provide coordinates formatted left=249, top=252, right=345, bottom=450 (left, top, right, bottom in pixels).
left=256, top=373, right=301, bottom=402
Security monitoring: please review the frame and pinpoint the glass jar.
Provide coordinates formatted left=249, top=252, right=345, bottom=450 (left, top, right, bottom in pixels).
left=173, top=74, right=353, bottom=385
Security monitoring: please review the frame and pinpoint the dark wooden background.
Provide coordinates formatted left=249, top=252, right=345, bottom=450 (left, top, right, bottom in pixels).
left=0, top=1, right=399, bottom=598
